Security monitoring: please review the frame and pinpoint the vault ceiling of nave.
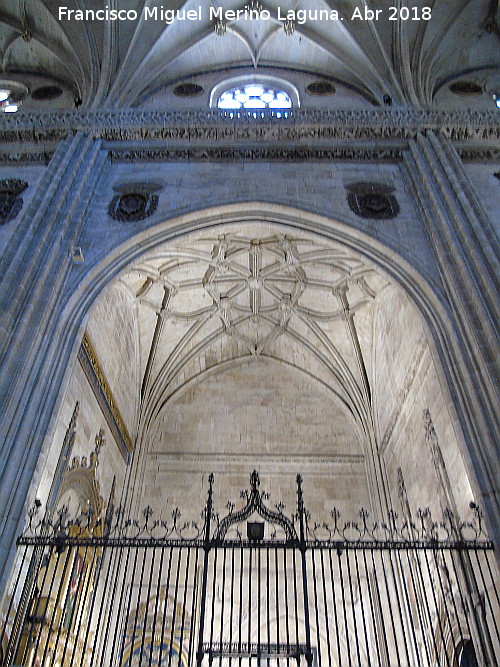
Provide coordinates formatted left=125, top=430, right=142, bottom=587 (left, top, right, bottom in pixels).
left=117, top=229, right=390, bottom=433
left=0, top=0, right=498, bottom=108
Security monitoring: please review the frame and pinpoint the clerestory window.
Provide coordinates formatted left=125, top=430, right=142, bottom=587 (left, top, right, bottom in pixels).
left=217, top=83, right=292, bottom=110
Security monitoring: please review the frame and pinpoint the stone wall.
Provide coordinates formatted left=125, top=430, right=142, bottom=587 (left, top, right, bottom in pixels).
left=86, top=281, right=141, bottom=440
left=463, top=164, right=500, bottom=239
left=373, top=285, right=474, bottom=521
left=81, top=159, right=438, bottom=291
left=139, top=360, right=368, bottom=523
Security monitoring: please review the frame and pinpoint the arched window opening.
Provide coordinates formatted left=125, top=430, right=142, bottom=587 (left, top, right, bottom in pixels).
left=217, top=83, right=292, bottom=110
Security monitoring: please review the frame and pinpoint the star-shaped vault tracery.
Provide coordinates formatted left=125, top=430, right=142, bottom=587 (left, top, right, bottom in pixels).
left=118, top=230, right=389, bottom=438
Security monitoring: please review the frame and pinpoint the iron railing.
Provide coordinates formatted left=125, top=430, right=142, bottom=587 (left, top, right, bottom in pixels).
left=0, top=472, right=498, bottom=666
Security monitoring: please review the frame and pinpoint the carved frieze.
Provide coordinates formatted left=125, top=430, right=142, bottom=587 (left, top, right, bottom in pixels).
left=0, top=151, right=53, bottom=165
left=0, top=109, right=498, bottom=145
left=109, top=146, right=403, bottom=162
left=458, top=148, right=500, bottom=162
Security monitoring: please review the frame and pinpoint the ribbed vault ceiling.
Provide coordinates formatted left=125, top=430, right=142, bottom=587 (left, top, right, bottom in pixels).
left=0, top=0, right=498, bottom=108
left=117, top=229, right=390, bottom=440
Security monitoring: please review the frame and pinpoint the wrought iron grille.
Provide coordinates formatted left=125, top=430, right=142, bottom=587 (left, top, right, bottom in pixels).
left=0, top=472, right=498, bottom=666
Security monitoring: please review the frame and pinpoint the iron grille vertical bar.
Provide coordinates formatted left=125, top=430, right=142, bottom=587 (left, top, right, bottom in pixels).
left=70, top=544, right=98, bottom=666
left=369, top=549, right=390, bottom=665
left=319, top=548, right=332, bottom=665
left=421, top=547, right=451, bottom=667
left=158, top=546, right=174, bottom=666
left=100, top=535, right=132, bottom=667
left=55, top=542, right=93, bottom=667
left=179, top=545, right=192, bottom=666
left=17, top=545, right=57, bottom=666
left=296, top=475, right=313, bottom=667
left=338, top=548, right=351, bottom=664
left=47, top=546, right=78, bottom=667
left=460, top=547, right=497, bottom=664
left=361, top=548, right=381, bottom=666
left=187, top=547, right=201, bottom=667
left=448, top=547, right=475, bottom=648
left=402, top=548, right=428, bottom=666
left=229, top=545, right=236, bottom=667
left=439, top=548, right=467, bottom=655
left=208, top=547, right=218, bottom=664
left=346, top=549, right=362, bottom=666
left=353, top=548, right=370, bottom=665
left=413, top=545, right=444, bottom=664
left=118, top=542, right=142, bottom=666
left=248, top=546, right=252, bottom=655
left=257, top=545, right=261, bottom=665
left=140, top=544, right=157, bottom=665
left=219, top=546, right=227, bottom=667
left=393, top=547, right=421, bottom=665
left=328, top=547, right=342, bottom=667
left=292, top=547, right=300, bottom=665
left=283, top=546, right=291, bottom=667
left=1, top=542, right=33, bottom=666
left=432, top=547, right=458, bottom=661
left=385, top=546, right=411, bottom=665
left=484, top=549, right=500, bottom=618
left=411, top=546, right=436, bottom=663
left=378, top=548, right=403, bottom=665
left=480, top=550, right=500, bottom=644
left=79, top=542, right=112, bottom=666
left=274, top=546, right=279, bottom=661
left=130, top=544, right=148, bottom=664
left=266, top=545, right=271, bottom=661
left=310, top=548, right=322, bottom=667
left=196, top=473, right=214, bottom=667
left=238, top=546, right=244, bottom=667
left=150, top=544, right=167, bottom=667
left=33, top=543, right=72, bottom=667
left=168, top=546, right=183, bottom=666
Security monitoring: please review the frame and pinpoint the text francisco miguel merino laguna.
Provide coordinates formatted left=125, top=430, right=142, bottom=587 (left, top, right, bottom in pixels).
left=58, top=5, right=432, bottom=24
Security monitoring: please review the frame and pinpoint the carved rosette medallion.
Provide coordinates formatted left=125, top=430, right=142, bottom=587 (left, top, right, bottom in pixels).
left=108, top=182, right=161, bottom=222
left=346, top=182, right=399, bottom=219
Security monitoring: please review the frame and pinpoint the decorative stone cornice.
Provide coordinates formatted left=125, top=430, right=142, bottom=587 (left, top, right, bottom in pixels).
left=0, top=108, right=498, bottom=145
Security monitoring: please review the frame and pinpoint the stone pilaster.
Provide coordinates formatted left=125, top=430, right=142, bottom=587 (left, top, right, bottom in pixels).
left=0, top=132, right=109, bottom=589
left=403, top=131, right=499, bottom=543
